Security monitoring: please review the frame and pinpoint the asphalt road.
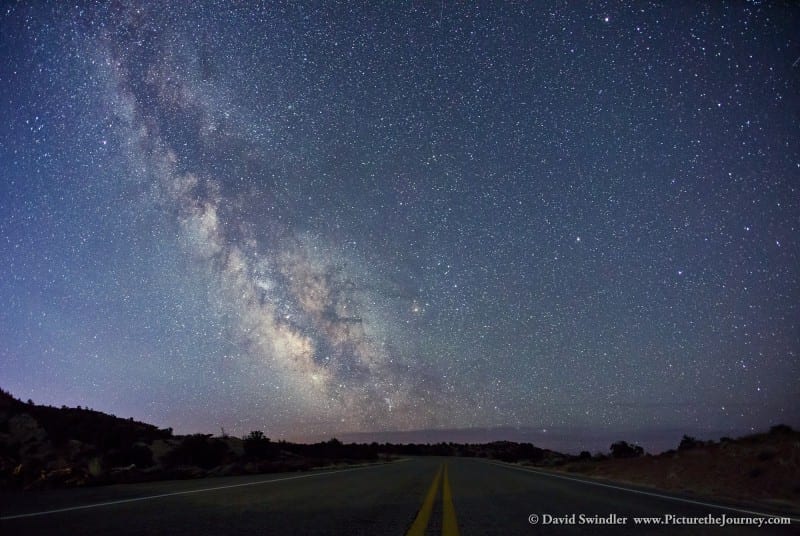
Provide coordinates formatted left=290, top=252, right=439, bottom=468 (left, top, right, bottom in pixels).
left=2, top=457, right=797, bottom=535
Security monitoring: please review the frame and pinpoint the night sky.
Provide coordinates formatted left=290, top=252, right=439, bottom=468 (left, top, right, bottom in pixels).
left=1, top=2, right=798, bottom=453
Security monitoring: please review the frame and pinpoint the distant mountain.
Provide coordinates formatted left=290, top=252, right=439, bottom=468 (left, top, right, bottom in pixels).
left=335, top=424, right=755, bottom=454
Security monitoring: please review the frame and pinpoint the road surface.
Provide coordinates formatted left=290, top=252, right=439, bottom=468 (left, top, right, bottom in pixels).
left=2, top=457, right=797, bottom=534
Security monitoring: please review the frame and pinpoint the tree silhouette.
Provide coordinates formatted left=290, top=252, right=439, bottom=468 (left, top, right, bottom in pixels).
left=678, top=435, right=700, bottom=450
left=243, top=430, right=273, bottom=459
left=610, top=440, right=644, bottom=458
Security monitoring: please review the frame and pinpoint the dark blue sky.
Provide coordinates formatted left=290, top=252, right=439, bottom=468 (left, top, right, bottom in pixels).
left=1, top=1, right=798, bottom=452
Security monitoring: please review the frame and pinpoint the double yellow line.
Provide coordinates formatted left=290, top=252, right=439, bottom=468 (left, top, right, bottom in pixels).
left=406, top=463, right=459, bottom=536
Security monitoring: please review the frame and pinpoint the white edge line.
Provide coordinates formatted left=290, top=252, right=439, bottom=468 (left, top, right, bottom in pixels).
left=2, top=461, right=401, bottom=521
left=484, top=460, right=800, bottom=523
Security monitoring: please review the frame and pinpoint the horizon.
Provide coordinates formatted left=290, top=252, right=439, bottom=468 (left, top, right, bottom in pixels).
left=4, top=387, right=787, bottom=457
left=1, top=3, right=798, bottom=454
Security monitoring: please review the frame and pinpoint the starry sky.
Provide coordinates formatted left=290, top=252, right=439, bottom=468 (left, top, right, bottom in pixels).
left=1, top=1, right=798, bottom=452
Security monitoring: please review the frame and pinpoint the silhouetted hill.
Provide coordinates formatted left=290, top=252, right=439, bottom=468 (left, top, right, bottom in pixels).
left=0, top=388, right=570, bottom=490
left=0, top=388, right=171, bottom=448
left=0, top=388, right=175, bottom=489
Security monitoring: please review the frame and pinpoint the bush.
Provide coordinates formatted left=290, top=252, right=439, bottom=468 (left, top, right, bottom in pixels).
left=106, top=443, right=154, bottom=468
left=163, top=434, right=230, bottom=469
left=610, top=441, right=644, bottom=459
left=769, top=424, right=793, bottom=435
left=243, top=431, right=273, bottom=459
left=678, top=435, right=700, bottom=450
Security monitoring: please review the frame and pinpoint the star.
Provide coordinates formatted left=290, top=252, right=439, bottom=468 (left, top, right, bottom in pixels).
left=0, top=1, right=795, bottom=450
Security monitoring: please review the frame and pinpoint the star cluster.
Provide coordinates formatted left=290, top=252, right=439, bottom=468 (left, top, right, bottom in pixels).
left=1, top=2, right=797, bottom=448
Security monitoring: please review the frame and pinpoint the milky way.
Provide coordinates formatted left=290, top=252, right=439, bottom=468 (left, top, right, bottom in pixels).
left=1, top=2, right=798, bottom=449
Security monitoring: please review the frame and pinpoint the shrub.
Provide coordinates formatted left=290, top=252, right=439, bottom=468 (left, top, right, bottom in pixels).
left=243, top=430, right=273, bottom=459
left=610, top=441, right=644, bottom=458
left=106, top=443, right=154, bottom=468
left=769, top=424, right=793, bottom=435
left=678, top=435, right=700, bottom=450
left=163, top=434, right=230, bottom=469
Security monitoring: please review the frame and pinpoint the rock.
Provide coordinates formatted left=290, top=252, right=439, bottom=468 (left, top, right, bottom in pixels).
left=8, top=413, right=49, bottom=456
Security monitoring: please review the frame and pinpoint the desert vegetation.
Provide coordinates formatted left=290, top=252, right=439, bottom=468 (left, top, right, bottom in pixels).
left=557, top=425, right=800, bottom=509
left=2, top=387, right=797, bottom=511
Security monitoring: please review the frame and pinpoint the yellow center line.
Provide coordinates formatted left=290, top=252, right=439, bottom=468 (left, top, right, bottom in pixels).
left=406, top=464, right=443, bottom=536
left=406, top=463, right=461, bottom=536
left=442, top=463, right=460, bottom=536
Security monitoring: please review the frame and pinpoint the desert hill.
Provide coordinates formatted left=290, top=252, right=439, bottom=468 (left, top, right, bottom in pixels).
left=0, top=389, right=566, bottom=490
left=556, top=426, right=800, bottom=511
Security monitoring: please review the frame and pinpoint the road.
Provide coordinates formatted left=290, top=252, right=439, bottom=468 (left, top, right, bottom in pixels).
left=2, top=457, right=797, bottom=535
